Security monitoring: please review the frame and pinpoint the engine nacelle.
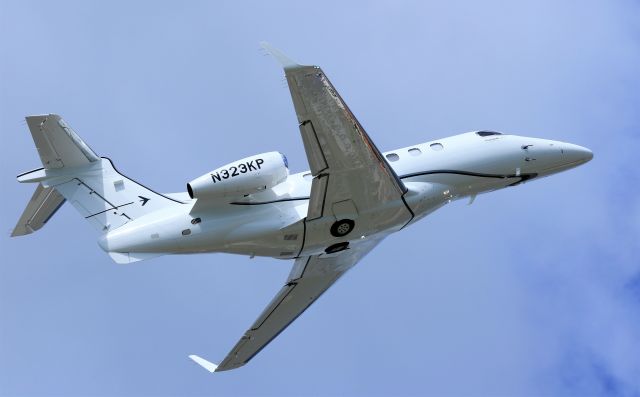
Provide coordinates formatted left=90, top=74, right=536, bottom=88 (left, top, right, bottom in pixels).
left=187, top=151, right=289, bottom=199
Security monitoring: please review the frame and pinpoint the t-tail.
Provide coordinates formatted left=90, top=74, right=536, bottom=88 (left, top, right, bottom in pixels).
left=12, top=114, right=185, bottom=262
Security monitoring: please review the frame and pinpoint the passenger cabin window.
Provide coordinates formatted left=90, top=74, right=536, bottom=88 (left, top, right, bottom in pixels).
left=430, top=143, right=444, bottom=151
left=408, top=148, right=422, bottom=156
left=386, top=153, right=400, bottom=162
left=476, top=131, right=502, bottom=137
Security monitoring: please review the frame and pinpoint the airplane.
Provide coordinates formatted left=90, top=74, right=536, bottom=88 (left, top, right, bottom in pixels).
left=11, top=43, right=593, bottom=373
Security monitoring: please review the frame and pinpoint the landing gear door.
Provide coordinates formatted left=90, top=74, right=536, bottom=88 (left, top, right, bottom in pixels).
left=331, top=199, right=358, bottom=220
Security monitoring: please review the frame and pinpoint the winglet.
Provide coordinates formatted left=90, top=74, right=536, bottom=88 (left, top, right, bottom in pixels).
left=188, top=354, right=219, bottom=373
left=260, top=41, right=301, bottom=69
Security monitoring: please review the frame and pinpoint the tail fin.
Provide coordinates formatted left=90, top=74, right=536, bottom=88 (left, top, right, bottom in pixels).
left=48, top=157, right=187, bottom=233
left=13, top=114, right=186, bottom=236
left=25, top=114, right=100, bottom=169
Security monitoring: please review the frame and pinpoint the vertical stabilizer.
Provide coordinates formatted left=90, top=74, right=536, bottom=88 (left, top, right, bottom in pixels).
left=14, top=114, right=187, bottom=238
left=25, top=114, right=99, bottom=169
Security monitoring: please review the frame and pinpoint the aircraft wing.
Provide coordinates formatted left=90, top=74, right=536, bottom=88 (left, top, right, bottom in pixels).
left=262, top=43, right=408, bottom=221
left=197, top=237, right=383, bottom=372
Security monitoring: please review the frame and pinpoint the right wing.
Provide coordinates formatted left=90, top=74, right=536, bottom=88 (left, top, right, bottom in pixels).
left=192, top=236, right=384, bottom=372
left=261, top=42, right=412, bottom=232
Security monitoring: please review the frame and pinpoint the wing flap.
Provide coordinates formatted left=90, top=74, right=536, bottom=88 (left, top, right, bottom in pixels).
left=307, top=174, right=329, bottom=220
left=299, top=121, right=328, bottom=175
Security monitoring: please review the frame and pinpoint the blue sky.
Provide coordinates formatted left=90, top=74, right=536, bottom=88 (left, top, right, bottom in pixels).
left=1, top=1, right=639, bottom=396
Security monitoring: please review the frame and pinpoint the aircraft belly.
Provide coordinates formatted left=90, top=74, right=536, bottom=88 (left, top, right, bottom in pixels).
left=298, top=199, right=411, bottom=257
left=217, top=215, right=304, bottom=258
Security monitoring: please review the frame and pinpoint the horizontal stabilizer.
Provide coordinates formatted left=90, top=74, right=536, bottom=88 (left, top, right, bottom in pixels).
left=17, top=168, right=47, bottom=183
left=12, top=184, right=65, bottom=237
left=188, top=355, right=218, bottom=373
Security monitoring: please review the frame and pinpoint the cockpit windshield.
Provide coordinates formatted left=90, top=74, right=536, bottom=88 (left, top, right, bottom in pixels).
left=476, top=131, right=503, bottom=137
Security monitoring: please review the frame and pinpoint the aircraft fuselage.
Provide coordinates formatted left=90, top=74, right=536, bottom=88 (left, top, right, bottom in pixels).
left=99, top=131, right=592, bottom=259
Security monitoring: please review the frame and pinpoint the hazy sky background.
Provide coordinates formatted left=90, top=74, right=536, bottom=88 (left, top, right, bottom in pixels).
left=1, top=1, right=639, bottom=396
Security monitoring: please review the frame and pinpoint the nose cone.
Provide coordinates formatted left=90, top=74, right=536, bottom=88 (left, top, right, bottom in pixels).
left=523, top=139, right=593, bottom=178
left=562, top=143, right=593, bottom=165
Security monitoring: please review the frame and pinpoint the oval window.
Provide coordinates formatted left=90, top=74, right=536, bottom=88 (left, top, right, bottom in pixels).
left=476, top=131, right=502, bottom=137
left=385, top=153, right=400, bottom=162
left=408, top=148, right=421, bottom=156
left=430, top=143, right=443, bottom=151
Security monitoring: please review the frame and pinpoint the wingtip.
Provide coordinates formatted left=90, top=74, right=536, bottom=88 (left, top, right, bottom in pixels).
left=188, top=354, right=219, bottom=373
left=259, top=41, right=300, bottom=69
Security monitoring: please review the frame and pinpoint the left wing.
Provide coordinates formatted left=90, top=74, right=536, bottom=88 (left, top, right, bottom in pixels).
left=191, top=237, right=383, bottom=372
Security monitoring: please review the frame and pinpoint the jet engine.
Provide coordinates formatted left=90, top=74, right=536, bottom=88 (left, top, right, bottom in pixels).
left=187, top=151, right=289, bottom=199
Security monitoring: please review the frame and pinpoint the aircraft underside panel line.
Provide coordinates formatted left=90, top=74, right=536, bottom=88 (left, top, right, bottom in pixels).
left=296, top=219, right=307, bottom=258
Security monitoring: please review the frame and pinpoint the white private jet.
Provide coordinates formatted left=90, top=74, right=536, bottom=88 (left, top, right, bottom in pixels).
left=12, top=44, right=592, bottom=372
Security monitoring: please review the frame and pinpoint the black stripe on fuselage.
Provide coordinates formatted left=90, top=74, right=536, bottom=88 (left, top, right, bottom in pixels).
left=399, top=169, right=532, bottom=180
left=227, top=170, right=536, bottom=206
left=229, top=197, right=310, bottom=205
left=400, top=170, right=537, bottom=187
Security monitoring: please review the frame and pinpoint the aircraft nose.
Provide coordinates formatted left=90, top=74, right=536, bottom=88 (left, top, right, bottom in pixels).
left=562, top=143, right=593, bottom=164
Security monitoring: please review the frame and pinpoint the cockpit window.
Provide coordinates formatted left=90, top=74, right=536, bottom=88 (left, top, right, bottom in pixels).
left=476, top=131, right=502, bottom=137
